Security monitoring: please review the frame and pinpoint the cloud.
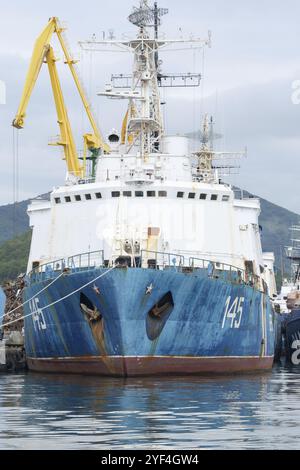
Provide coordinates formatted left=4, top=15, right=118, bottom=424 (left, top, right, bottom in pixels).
left=0, top=0, right=300, bottom=213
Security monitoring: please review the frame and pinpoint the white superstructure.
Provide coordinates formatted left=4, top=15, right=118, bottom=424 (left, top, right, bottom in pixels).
left=26, top=1, right=276, bottom=295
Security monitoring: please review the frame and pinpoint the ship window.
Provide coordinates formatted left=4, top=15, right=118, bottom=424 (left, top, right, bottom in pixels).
left=135, top=191, right=144, bottom=197
left=75, top=195, right=81, bottom=201
left=188, top=192, right=195, bottom=199
left=65, top=196, right=71, bottom=203
left=158, top=191, right=167, bottom=197
left=147, top=191, right=156, bottom=197
left=123, top=191, right=132, bottom=197
left=211, top=194, right=218, bottom=201
left=85, top=194, right=92, bottom=200
left=222, top=195, right=230, bottom=201
left=54, top=197, right=61, bottom=204
left=112, top=191, right=120, bottom=198
left=177, top=192, right=184, bottom=198
left=200, top=193, right=207, bottom=200
left=95, top=192, right=102, bottom=199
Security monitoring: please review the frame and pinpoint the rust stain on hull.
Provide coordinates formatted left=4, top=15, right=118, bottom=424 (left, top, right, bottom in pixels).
left=27, top=355, right=274, bottom=377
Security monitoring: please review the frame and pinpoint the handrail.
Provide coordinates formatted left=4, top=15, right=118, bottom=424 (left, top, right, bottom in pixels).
left=27, top=248, right=264, bottom=292
left=140, top=250, right=185, bottom=268
left=28, top=250, right=104, bottom=282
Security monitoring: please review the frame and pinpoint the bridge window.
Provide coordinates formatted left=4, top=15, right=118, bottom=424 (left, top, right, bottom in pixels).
left=135, top=191, right=144, bottom=197
left=112, top=191, right=120, bottom=198
left=54, top=197, right=61, bottom=204
left=222, top=195, right=230, bottom=201
left=200, top=193, right=207, bottom=200
left=65, top=196, right=71, bottom=203
left=75, top=195, right=81, bottom=201
left=158, top=191, right=167, bottom=197
left=147, top=191, right=156, bottom=197
left=211, top=194, right=218, bottom=201
left=188, top=192, right=195, bottom=199
left=177, top=192, right=184, bottom=198
left=123, top=191, right=132, bottom=197
left=95, top=193, right=102, bottom=199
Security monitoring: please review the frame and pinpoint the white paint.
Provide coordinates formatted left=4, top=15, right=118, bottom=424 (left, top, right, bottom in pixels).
left=25, top=17, right=275, bottom=297
left=291, top=340, right=300, bottom=365
left=222, top=296, right=244, bottom=329
left=0, top=340, right=6, bottom=365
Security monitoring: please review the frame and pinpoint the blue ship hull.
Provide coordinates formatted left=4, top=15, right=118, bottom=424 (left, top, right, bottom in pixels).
left=23, top=267, right=275, bottom=376
left=282, top=310, right=300, bottom=364
left=0, top=287, right=6, bottom=325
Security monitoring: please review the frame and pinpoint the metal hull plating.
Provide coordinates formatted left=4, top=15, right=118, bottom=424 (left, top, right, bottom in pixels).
left=24, top=268, right=275, bottom=377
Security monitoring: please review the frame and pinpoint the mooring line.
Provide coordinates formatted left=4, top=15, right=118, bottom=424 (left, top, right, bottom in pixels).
left=2, top=271, right=66, bottom=319
left=0, top=265, right=117, bottom=330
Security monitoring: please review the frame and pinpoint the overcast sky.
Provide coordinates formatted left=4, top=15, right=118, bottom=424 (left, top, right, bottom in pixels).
left=1, top=0, right=300, bottom=212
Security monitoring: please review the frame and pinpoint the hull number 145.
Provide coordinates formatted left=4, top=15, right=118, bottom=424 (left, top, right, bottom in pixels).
left=222, top=296, right=244, bottom=329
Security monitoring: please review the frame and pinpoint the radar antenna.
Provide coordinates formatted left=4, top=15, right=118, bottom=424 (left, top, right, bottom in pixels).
left=192, top=115, right=246, bottom=183
left=128, top=0, right=168, bottom=29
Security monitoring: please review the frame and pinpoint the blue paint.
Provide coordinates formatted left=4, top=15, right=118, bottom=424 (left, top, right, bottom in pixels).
left=0, top=287, right=6, bottom=325
left=282, top=309, right=300, bottom=363
left=23, top=267, right=275, bottom=365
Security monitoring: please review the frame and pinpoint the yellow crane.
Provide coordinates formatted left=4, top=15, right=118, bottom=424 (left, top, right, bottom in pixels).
left=13, top=17, right=109, bottom=177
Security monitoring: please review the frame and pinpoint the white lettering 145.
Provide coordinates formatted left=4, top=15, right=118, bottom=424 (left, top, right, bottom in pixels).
left=222, top=296, right=244, bottom=329
left=29, top=297, right=47, bottom=331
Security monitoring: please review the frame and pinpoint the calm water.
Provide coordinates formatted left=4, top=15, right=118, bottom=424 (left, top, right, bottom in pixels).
left=1, top=364, right=300, bottom=450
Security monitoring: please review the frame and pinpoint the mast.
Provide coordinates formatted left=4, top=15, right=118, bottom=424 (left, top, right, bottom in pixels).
left=83, top=1, right=210, bottom=161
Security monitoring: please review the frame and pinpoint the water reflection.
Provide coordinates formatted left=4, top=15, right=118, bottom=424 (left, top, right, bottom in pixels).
left=1, top=365, right=300, bottom=449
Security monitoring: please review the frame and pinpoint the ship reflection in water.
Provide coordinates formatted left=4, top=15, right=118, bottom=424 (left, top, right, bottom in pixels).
left=0, top=366, right=300, bottom=450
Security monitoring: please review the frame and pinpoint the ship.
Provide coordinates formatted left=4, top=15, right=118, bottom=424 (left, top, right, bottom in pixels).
left=275, top=225, right=300, bottom=364
left=12, top=1, right=277, bottom=376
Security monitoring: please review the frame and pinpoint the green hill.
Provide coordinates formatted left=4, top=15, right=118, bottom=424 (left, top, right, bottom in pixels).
left=0, top=190, right=298, bottom=283
left=0, top=230, right=32, bottom=283
left=0, top=199, right=30, bottom=245
left=236, top=188, right=299, bottom=273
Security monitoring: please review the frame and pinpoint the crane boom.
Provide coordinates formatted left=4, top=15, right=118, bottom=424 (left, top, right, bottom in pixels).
left=46, top=46, right=82, bottom=176
left=13, top=20, right=56, bottom=129
left=54, top=22, right=110, bottom=154
left=13, top=17, right=109, bottom=178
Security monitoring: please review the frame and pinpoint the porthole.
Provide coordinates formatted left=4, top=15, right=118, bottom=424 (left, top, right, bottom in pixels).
left=85, top=194, right=92, bottom=200
left=65, top=196, right=71, bottom=203
left=75, top=195, right=81, bottom=201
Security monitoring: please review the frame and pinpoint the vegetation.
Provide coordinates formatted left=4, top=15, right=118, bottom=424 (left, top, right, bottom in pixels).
left=0, top=199, right=30, bottom=245
left=0, top=230, right=32, bottom=283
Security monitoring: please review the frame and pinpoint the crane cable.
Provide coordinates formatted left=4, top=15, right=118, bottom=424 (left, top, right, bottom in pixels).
left=12, top=127, right=19, bottom=236
left=0, top=265, right=117, bottom=330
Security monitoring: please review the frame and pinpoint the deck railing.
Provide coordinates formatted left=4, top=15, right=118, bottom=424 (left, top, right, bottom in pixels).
left=28, top=250, right=104, bottom=282
left=27, top=249, right=264, bottom=291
